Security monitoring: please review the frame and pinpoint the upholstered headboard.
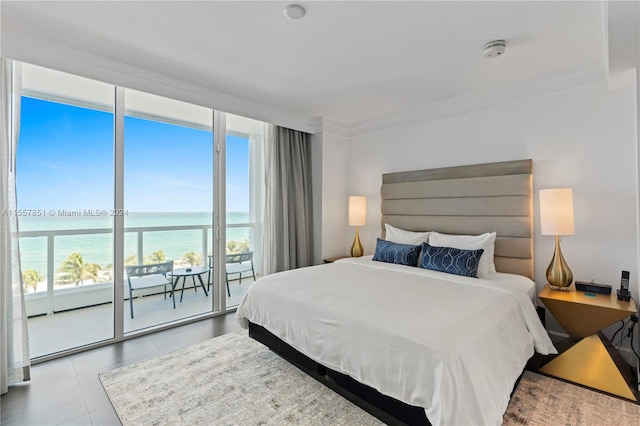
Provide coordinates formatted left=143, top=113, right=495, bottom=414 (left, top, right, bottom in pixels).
left=381, top=159, right=533, bottom=279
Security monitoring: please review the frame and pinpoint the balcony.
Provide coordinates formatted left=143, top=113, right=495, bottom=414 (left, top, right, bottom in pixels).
left=26, top=276, right=253, bottom=358
left=19, top=221, right=258, bottom=358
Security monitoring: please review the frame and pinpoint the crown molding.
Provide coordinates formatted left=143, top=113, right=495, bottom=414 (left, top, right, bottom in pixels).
left=320, top=118, right=350, bottom=138
left=344, top=67, right=607, bottom=138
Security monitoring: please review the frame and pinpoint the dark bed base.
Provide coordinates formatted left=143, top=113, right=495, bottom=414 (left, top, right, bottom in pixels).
left=248, top=322, right=430, bottom=426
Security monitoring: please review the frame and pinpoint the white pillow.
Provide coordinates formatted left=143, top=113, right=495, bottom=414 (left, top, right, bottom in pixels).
left=385, top=223, right=430, bottom=246
left=428, top=231, right=497, bottom=278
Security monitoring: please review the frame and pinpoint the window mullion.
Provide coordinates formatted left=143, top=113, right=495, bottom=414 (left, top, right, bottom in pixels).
left=113, top=86, right=125, bottom=338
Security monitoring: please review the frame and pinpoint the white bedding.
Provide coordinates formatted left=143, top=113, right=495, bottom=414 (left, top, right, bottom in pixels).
left=236, top=256, right=556, bottom=426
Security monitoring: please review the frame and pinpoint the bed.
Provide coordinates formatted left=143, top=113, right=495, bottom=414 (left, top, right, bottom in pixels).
left=236, top=159, right=557, bottom=425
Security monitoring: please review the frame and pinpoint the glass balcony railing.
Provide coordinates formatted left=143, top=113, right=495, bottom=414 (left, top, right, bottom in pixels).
left=18, top=222, right=257, bottom=317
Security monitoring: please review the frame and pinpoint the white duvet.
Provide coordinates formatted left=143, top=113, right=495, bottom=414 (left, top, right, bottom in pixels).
left=236, top=256, right=556, bottom=426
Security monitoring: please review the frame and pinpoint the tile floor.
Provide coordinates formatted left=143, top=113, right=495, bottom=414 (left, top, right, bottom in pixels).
left=27, top=278, right=252, bottom=358
left=1, top=312, right=242, bottom=425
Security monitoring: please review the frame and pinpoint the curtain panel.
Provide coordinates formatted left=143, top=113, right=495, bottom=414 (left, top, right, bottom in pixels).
left=262, top=125, right=313, bottom=275
left=1, top=58, right=30, bottom=394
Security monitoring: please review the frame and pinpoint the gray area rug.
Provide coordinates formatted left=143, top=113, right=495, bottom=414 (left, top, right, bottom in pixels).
left=100, top=329, right=640, bottom=425
left=503, top=370, right=640, bottom=425
left=99, top=330, right=383, bottom=425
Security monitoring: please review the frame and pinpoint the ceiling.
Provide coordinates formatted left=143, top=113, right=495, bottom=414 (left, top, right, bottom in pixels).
left=1, top=1, right=637, bottom=133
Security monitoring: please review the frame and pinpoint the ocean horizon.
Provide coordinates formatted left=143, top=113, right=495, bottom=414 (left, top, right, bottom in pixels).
left=18, top=211, right=251, bottom=275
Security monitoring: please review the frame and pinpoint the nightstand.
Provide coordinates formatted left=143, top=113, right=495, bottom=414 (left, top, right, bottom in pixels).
left=323, top=256, right=351, bottom=263
left=538, top=284, right=637, bottom=401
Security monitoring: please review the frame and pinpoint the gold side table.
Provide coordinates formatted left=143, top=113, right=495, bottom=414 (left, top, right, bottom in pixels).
left=538, top=284, right=637, bottom=401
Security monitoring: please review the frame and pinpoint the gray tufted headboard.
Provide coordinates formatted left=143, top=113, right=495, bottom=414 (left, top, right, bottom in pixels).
left=380, top=159, right=533, bottom=279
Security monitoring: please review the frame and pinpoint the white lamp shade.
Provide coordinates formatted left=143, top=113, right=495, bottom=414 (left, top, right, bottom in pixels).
left=539, top=188, right=575, bottom=236
left=349, top=196, right=367, bottom=226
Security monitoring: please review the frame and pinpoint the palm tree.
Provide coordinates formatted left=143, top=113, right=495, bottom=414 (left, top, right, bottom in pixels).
left=182, top=251, right=201, bottom=267
left=56, top=252, right=101, bottom=286
left=226, top=239, right=250, bottom=254
left=124, top=254, right=138, bottom=265
left=145, top=250, right=166, bottom=264
left=22, top=269, right=44, bottom=293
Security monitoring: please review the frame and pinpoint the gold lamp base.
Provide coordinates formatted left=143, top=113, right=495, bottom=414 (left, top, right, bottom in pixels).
left=547, top=235, right=573, bottom=289
left=350, top=227, right=363, bottom=257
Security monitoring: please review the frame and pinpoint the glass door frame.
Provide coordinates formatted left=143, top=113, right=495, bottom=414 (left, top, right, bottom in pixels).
left=113, top=91, right=230, bottom=340
left=114, top=86, right=125, bottom=338
left=212, top=109, right=227, bottom=314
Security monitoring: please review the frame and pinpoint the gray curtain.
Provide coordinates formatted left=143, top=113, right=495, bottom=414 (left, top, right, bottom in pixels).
left=1, top=58, right=31, bottom=395
left=262, top=125, right=313, bottom=274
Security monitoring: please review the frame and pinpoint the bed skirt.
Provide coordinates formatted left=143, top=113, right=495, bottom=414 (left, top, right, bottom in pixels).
left=248, top=321, right=430, bottom=426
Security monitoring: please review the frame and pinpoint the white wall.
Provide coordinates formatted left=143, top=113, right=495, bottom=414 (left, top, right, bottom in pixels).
left=317, top=127, right=350, bottom=261
left=318, top=78, right=639, bottom=348
left=310, top=131, right=324, bottom=265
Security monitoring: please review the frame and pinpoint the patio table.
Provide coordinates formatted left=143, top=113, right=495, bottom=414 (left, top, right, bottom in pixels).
left=171, top=266, right=209, bottom=302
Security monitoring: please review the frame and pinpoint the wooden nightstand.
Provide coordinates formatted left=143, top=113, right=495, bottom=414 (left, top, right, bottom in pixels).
left=323, top=256, right=351, bottom=263
left=538, top=284, right=638, bottom=401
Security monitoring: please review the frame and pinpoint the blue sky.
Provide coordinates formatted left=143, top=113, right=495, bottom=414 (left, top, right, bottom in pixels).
left=17, top=97, right=249, bottom=212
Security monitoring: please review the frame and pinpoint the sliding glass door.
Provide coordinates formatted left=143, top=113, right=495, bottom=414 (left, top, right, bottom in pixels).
left=17, top=64, right=115, bottom=357
left=123, top=89, right=214, bottom=333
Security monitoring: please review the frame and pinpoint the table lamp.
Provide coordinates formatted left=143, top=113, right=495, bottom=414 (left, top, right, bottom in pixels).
left=349, top=196, right=366, bottom=257
left=539, top=188, right=575, bottom=290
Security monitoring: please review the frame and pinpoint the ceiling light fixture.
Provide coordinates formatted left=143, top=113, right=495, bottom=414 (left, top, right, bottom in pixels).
left=284, top=4, right=306, bottom=20
left=482, top=40, right=506, bottom=58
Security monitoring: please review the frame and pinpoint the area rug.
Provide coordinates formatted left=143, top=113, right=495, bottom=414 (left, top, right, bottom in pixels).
left=503, top=370, right=640, bottom=425
left=100, top=329, right=640, bottom=426
left=99, top=330, right=383, bottom=425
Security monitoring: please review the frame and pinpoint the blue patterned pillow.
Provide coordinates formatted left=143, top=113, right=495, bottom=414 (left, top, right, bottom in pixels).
left=372, top=238, right=421, bottom=266
left=419, top=243, right=484, bottom=277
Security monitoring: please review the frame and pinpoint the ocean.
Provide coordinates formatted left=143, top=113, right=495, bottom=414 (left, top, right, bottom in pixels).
left=18, top=211, right=251, bottom=274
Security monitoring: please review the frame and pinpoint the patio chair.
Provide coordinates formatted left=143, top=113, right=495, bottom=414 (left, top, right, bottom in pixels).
left=125, top=260, right=174, bottom=318
left=207, top=254, right=231, bottom=297
left=225, top=251, right=255, bottom=292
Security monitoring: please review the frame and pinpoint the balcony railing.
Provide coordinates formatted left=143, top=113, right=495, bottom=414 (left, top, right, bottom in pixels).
left=18, top=222, right=257, bottom=316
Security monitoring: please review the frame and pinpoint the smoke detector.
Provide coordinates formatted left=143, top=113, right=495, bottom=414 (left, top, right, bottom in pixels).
left=284, top=4, right=306, bottom=20
left=482, top=40, right=506, bottom=58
